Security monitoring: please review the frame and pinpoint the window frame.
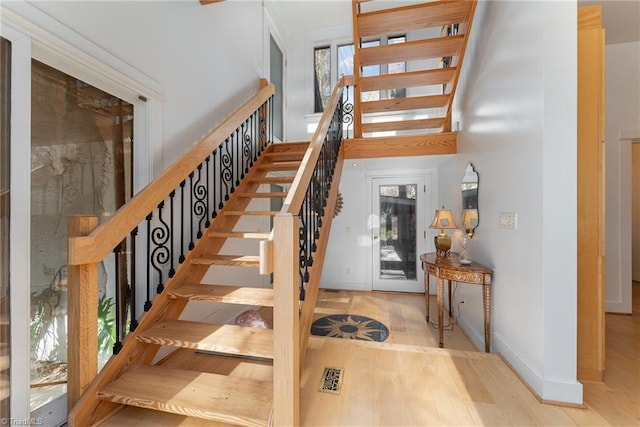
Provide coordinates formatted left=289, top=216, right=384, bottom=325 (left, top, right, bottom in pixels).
left=313, top=34, right=407, bottom=111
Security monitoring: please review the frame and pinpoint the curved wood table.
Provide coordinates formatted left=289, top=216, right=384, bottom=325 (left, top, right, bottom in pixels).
left=420, top=252, right=493, bottom=352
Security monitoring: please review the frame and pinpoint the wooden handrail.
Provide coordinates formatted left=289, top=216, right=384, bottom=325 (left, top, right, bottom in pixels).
left=281, top=76, right=349, bottom=215
left=68, top=81, right=275, bottom=265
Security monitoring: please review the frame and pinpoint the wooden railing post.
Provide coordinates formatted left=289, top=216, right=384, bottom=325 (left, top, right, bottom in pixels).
left=272, top=213, right=300, bottom=426
left=67, top=215, right=99, bottom=412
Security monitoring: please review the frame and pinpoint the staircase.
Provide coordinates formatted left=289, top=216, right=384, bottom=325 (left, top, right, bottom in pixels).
left=346, top=0, right=476, bottom=158
left=68, top=1, right=478, bottom=423
left=70, top=142, right=309, bottom=426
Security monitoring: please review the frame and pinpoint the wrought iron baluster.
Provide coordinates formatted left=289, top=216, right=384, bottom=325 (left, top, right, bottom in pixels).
left=130, top=227, right=138, bottom=331
left=212, top=150, right=218, bottom=218
left=234, top=128, right=241, bottom=186
left=145, top=213, right=152, bottom=311
left=205, top=156, right=211, bottom=227
left=221, top=138, right=233, bottom=201
left=194, top=163, right=207, bottom=239
left=250, top=113, right=256, bottom=165
left=179, top=180, right=186, bottom=263
left=188, top=172, right=195, bottom=250
left=168, top=190, right=176, bottom=278
left=151, top=201, right=170, bottom=294
left=113, top=242, right=123, bottom=354
left=242, top=120, right=251, bottom=175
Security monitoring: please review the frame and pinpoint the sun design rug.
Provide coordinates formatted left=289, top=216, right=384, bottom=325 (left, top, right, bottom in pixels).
left=311, top=314, right=389, bottom=342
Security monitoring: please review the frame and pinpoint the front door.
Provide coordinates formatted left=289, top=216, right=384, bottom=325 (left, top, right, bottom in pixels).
left=372, top=176, right=427, bottom=293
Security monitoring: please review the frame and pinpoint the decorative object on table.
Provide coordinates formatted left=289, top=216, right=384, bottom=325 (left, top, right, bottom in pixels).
left=458, top=209, right=478, bottom=264
left=429, top=206, right=458, bottom=257
left=234, top=309, right=270, bottom=328
left=459, top=163, right=479, bottom=263
left=311, top=314, right=389, bottom=342
left=458, top=232, right=472, bottom=264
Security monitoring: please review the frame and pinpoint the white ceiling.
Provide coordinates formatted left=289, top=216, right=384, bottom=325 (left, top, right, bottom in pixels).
left=266, top=0, right=640, bottom=45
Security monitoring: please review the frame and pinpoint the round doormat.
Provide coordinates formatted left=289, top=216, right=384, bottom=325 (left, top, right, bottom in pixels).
left=311, top=314, right=389, bottom=342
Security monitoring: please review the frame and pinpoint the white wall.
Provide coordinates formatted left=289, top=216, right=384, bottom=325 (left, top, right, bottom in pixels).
left=22, top=0, right=266, bottom=171
left=447, top=0, right=582, bottom=404
left=604, top=40, right=640, bottom=311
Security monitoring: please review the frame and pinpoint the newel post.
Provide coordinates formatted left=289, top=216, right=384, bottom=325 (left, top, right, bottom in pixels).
left=272, top=213, right=300, bottom=426
left=67, top=215, right=99, bottom=412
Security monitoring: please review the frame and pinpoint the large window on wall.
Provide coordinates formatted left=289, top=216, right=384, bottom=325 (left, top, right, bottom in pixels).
left=29, top=59, right=134, bottom=411
left=314, top=35, right=406, bottom=111
left=314, top=46, right=331, bottom=113
left=0, top=36, right=11, bottom=417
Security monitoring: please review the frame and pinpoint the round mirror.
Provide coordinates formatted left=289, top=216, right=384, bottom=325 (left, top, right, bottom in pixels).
left=461, top=163, right=479, bottom=237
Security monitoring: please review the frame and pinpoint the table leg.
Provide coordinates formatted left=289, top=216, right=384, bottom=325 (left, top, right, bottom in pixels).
left=424, top=271, right=430, bottom=323
left=483, top=284, right=491, bottom=352
left=437, top=276, right=444, bottom=348
left=448, top=279, right=452, bottom=318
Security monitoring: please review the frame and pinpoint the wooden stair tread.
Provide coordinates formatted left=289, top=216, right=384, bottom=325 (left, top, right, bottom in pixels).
left=192, top=255, right=260, bottom=267
left=222, top=210, right=279, bottom=216
left=359, top=68, right=456, bottom=92
left=256, top=163, right=300, bottom=171
left=358, top=0, right=473, bottom=37
left=236, top=192, right=288, bottom=198
left=169, top=284, right=274, bottom=307
left=248, top=176, right=296, bottom=184
left=98, top=365, right=272, bottom=427
left=209, top=231, right=270, bottom=239
left=362, top=117, right=445, bottom=133
left=137, top=320, right=273, bottom=359
left=359, top=35, right=463, bottom=66
left=361, top=94, right=450, bottom=114
left=262, top=152, right=305, bottom=161
left=267, top=142, right=309, bottom=152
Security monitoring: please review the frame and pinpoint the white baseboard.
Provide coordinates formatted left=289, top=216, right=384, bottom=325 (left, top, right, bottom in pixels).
left=456, top=312, right=485, bottom=352
left=493, top=331, right=583, bottom=404
left=606, top=298, right=632, bottom=314
left=319, top=281, right=370, bottom=292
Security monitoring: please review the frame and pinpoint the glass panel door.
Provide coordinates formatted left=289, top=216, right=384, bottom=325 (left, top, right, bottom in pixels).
left=372, top=176, right=426, bottom=293
left=29, top=59, right=133, bottom=412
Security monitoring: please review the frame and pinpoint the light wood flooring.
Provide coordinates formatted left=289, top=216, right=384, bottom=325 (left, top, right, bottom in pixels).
left=100, top=286, right=639, bottom=426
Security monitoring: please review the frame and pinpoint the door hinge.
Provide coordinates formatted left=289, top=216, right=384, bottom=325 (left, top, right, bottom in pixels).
left=424, top=184, right=426, bottom=192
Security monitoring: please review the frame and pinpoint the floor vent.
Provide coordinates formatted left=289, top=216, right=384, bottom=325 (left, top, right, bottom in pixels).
left=318, top=367, right=344, bottom=394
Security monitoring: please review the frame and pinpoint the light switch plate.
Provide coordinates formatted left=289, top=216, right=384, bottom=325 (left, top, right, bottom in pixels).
left=499, top=212, right=517, bottom=230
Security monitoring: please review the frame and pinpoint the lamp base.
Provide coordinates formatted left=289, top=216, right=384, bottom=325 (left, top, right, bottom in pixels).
left=434, top=234, right=452, bottom=258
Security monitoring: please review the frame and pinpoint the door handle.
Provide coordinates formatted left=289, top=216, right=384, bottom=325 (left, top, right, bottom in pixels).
left=373, top=235, right=379, bottom=240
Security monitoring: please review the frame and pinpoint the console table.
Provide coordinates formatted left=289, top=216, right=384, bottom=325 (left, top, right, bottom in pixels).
left=420, top=252, right=493, bottom=352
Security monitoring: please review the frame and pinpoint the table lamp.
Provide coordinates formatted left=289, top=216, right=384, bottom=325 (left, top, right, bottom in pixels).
left=429, top=206, right=458, bottom=257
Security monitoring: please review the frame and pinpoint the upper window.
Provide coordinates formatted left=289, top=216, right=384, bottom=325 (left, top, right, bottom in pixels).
left=314, top=46, right=331, bottom=113
left=314, top=36, right=406, bottom=112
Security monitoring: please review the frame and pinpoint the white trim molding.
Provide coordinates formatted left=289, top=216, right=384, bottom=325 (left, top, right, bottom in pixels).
left=606, top=128, right=640, bottom=313
left=494, top=332, right=584, bottom=405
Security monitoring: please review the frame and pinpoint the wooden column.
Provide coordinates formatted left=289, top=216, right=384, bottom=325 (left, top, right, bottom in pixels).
left=67, top=215, right=99, bottom=411
left=272, top=213, right=300, bottom=426
left=577, top=5, right=606, bottom=382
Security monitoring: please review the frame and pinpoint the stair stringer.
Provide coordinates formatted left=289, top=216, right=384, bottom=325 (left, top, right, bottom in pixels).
left=298, top=146, right=345, bottom=364
left=67, top=145, right=289, bottom=427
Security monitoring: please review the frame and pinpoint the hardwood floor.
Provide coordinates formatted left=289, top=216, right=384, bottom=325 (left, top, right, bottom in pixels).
left=99, top=287, right=638, bottom=426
